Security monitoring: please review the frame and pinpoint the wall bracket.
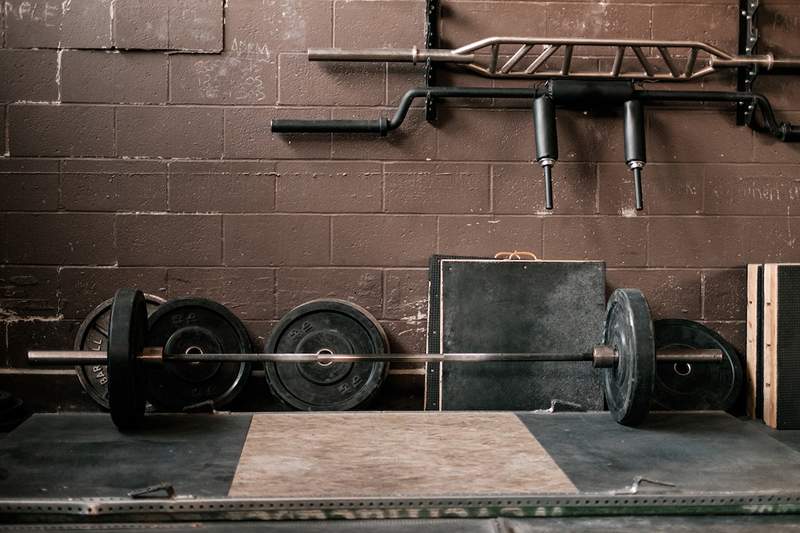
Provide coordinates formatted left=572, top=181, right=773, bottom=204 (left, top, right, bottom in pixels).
left=424, top=0, right=440, bottom=123
left=737, top=0, right=761, bottom=126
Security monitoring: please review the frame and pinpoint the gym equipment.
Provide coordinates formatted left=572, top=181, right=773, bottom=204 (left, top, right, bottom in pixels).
left=603, top=289, right=654, bottom=425
left=653, top=319, right=743, bottom=412
left=107, top=288, right=148, bottom=430
left=0, top=390, right=28, bottom=432
left=752, top=264, right=800, bottom=429
left=143, top=298, right=251, bottom=412
left=272, top=82, right=800, bottom=211
left=306, top=37, right=800, bottom=81
left=265, top=299, right=389, bottom=411
left=272, top=2, right=800, bottom=210
left=75, top=293, right=166, bottom=410
left=432, top=259, right=605, bottom=411
left=29, top=288, right=726, bottom=429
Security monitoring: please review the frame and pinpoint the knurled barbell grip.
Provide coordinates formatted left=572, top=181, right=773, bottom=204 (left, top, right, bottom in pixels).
left=27, top=348, right=723, bottom=366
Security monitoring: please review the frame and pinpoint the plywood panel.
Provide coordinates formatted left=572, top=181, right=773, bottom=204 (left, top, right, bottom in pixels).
left=746, top=264, right=760, bottom=419
left=229, top=412, right=577, bottom=498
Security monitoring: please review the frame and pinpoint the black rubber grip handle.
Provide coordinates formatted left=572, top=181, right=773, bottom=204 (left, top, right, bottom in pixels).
left=780, top=123, right=800, bottom=142
left=271, top=117, right=389, bottom=136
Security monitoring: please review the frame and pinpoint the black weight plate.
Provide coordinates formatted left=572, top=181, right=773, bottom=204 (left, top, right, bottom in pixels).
left=0, top=390, right=12, bottom=410
left=0, top=396, right=28, bottom=432
left=108, top=288, right=148, bottom=431
left=653, top=319, right=744, bottom=412
left=265, top=299, right=389, bottom=411
left=145, top=298, right=251, bottom=411
left=75, top=294, right=166, bottom=410
left=603, top=288, right=655, bottom=426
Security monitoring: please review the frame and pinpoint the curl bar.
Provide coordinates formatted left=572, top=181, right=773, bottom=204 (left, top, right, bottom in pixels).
left=306, top=37, right=800, bottom=81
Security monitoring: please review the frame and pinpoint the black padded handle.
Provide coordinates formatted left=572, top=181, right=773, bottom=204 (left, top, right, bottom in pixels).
left=271, top=118, right=389, bottom=136
left=780, top=123, right=800, bottom=142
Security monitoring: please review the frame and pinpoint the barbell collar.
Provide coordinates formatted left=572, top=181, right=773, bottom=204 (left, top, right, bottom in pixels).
left=28, top=347, right=723, bottom=366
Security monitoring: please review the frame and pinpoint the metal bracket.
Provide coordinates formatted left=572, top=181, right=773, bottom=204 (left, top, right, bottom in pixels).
left=737, top=0, right=760, bottom=126
left=424, top=0, right=440, bottom=123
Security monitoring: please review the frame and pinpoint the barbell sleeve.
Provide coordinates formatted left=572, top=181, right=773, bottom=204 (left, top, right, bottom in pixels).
left=308, top=47, right=475, bottom=64
left=27, top=348, right=723, bottom=366
left=28, top=351, right=109, bottom=365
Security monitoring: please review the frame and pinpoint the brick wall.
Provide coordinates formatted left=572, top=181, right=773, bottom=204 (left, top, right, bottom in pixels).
left=1, top=0, right=799, bottom=410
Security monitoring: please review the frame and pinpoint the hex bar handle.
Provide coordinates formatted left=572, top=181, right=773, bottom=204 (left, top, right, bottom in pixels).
left=28, top=348, right=723, bottom=367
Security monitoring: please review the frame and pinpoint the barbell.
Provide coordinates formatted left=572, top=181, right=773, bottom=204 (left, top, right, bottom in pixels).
left=28, top=288, right=724, bottom=430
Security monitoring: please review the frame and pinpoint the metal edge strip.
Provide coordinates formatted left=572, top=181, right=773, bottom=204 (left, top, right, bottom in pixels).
left=2, top=492, right=800, bottom=523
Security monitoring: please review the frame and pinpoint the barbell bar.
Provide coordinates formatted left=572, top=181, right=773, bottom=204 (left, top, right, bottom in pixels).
left=27, top=288, right=726, bottom=431
left=28, top=347, right=722, bottom=367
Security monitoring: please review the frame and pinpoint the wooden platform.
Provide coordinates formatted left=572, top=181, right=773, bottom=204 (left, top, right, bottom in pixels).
left=1, top=411, right=800, bottom=499
left=231, top=412, right=575, bottom=497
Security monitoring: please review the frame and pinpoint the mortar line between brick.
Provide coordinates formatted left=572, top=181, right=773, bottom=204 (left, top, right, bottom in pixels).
left=220, top=107, right=225, bottom=160
left=380, top=267, right=387, bottom=319
left=167, top=55, right=172, bottom=103
left=6, top=211, right=800, bottom=219
left=329, top=216, right=333, bottom=265
left=113, top=106, right=118, bottom=157
left=700, top=270, right=707, bottom=320
left=381, top=162, right=386, bottom=212
left=594, top=157, right=600, bottom=214
left=435, top=216, right=440, bottom=253
left=540, top=216, right=545, bottom=258
left=219, top=213, right=224, bottom=267
left=166, top=164, right=172, bottom=212
left=112, top=213, right=119, bottom=267
left=330, top=0, right=335, bottom=47
left=270, top=265, right=277, bottom=321
left=488, top=164, right=494, bottom=213
left=4, top=104, right=9, bottom=157
left=57, top=159, right=64, bottom=211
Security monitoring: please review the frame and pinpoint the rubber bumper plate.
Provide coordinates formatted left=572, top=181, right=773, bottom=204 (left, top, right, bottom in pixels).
left=75, top=293, right=165, bottom=410
left=603, top=288, right=655, bottom=426
left=653, top=319, right=743, bottom=412
left=265, top=299, right=390, bottom=410
left=144, top=298, right=252, bottom=411
left=107, top=289, right=148, bottom=430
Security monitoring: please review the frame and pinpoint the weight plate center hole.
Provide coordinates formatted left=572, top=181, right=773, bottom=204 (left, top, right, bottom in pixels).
left=185, top=345, right=205, bottom=365
left=674, top=362, right=692, bottom=376
left=316, top=348, right=334, bottom=366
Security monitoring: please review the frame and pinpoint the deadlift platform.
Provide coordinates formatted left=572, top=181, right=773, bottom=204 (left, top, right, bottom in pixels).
left=1, top=411, right=800, bottom=530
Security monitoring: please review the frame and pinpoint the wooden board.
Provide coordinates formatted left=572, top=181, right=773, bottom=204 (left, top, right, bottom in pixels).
left=229, top=412, right=577, bottom=498
left=763, top=264, right=778, bottom=428
left=746, top=264, right=761, bottom=419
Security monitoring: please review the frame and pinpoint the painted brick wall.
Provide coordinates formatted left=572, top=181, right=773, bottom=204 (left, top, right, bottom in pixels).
left=1, top=0, right=799, bottom=410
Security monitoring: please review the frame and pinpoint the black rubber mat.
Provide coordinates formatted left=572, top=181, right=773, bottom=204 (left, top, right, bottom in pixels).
left=518, top=412, right=800, bottom=492
left=0, top=413, right=252, bottom=498
left=754, top=422, right=800, bottom=455
left=437, top=260, right=605, bottom=410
